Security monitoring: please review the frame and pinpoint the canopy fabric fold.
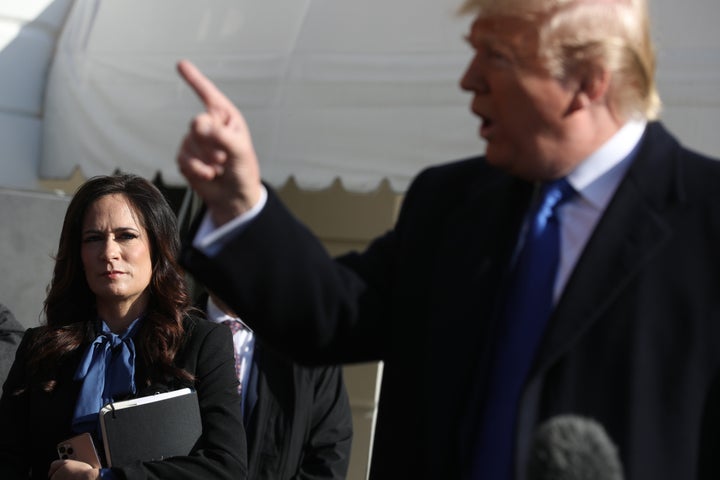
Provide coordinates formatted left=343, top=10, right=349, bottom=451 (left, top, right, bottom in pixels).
left=40, top=0, right=480, bottom=192
left=33, top=0, right=720, bottom=192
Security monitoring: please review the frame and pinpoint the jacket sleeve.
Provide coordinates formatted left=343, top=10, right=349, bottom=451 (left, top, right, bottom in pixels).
left=180, top=188, right=396, bottom=365
left=295, top=366, right=353, bottom=480
left=117, top=321, right=247, bottom=480
left=0, top=329, right=34, bottom=480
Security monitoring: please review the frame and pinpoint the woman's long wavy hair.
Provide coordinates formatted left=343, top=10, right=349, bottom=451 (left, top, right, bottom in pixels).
left=25, top=174, right=194, bottom=391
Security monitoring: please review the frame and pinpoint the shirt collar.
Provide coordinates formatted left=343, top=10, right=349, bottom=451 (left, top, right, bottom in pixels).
left=567, top=119, right=647, bottom=210
left=205, top=296, right=251, bottom=330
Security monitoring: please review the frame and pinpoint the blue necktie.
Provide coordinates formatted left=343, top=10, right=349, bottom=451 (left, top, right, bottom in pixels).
left=472, top=178, right=575, bottom=479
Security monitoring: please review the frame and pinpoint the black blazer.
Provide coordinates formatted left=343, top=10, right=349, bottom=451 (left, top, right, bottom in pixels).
left=0, top=316, right=247, bottom=480
left=245, top=343, right=353, bottom=479
left=181, top=122, right=720, bottom=479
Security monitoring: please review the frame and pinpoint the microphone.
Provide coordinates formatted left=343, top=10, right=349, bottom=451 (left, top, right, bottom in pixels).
left=526, top=414, right=624, bottom=480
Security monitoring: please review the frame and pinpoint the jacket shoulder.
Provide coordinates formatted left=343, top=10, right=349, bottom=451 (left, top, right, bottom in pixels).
left=174, top=314, right=232, bottom=368
left=397, top=156, right=516, bottom=226
left=411, top=156, right=491, bottom=191
left=181, top=313, right=228, bottom=348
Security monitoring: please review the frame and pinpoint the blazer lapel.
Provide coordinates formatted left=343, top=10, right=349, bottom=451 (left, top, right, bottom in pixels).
left=245, top=344, right=297, bottom=476
left=511, top=123, right=686, bottom=474
left=243, top=347, right=266, bottom=472
left=532, top=122, right=684, bottom=374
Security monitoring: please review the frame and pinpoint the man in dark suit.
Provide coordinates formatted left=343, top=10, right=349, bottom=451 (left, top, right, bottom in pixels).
left=175, top=0, right=720, bottom=478
left=200, top=292, right=353, bottom=480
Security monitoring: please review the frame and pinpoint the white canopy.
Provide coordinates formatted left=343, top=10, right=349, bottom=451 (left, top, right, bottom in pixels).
left=0, top=1, right=717, bottom=193
left=39, top=0, right=478, bottom=192
left=0, top=0, right=73, bottom=190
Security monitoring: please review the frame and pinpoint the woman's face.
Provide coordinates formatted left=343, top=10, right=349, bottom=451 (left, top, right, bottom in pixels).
left=80, top=194, right=153, bottom=314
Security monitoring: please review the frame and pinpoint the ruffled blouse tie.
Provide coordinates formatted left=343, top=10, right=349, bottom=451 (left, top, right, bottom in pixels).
left=71, top=317, right=142, bottom=434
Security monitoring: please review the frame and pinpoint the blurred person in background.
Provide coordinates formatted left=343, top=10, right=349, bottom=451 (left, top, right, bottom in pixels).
left=199, top=290, right=352, bottom=480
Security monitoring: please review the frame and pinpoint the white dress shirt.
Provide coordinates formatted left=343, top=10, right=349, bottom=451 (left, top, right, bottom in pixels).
left=554, top=119, right=647, bottom=301
left=205, top=296, right=255, bottom=407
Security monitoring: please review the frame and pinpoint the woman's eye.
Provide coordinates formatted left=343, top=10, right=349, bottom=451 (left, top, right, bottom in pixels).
left=82, top=235, right=102, bottom=243
left=117, top=232, right=138, bottom=241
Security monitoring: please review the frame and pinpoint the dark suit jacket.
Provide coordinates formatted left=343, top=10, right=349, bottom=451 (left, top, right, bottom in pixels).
left=0, top=316, right=247, bottom=480
left=181, top=122, right=720, bottom=479
left=244, top=343, right=353, bottom=479
left=196, top=291, right=352, bottom=480
left=0, top=303, right=24, bottom=387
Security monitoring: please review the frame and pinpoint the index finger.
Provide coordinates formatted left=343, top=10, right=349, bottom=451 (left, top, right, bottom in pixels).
left=177, top=59, right=237, bottom=116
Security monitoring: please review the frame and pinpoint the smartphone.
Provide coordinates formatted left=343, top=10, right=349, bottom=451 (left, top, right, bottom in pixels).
left=57, top=432, right=102, bottom=468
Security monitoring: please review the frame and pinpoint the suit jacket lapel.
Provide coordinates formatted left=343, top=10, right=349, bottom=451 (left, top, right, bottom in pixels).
left=244, top=347, right=267, bottom=464
left=532, top=122, right=684, bottom=375
left=510, top=123, right=685, bottom=473
left=245, top=344, right=297, bottom=476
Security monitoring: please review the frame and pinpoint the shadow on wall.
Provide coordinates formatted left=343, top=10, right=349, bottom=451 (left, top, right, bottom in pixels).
left=0, top=188, right=70, bottom=328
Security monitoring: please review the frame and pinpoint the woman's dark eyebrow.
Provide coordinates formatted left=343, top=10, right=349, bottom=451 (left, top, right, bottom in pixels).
left=82, top=227, right=140, bottom=235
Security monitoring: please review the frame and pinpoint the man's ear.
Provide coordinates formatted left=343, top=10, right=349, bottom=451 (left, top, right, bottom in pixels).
left=569, top=65, right=611, bottom=112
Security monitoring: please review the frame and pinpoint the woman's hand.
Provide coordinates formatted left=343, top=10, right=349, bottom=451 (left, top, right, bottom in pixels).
left=48, top=459, right=100, bottom=480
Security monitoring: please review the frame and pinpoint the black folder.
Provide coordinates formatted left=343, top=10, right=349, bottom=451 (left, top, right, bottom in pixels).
left=99, top=388, right=202, bottom=467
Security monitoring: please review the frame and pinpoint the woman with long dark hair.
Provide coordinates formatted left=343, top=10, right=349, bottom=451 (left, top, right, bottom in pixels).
left=0, top=174, right=246, bottom=480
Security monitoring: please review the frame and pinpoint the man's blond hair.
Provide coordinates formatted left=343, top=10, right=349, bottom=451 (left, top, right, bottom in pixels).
left=459, top=0, right=661, bottom=120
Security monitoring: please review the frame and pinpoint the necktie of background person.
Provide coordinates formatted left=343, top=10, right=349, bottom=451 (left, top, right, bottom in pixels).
left=471, top=178, right=576, bottom=480
left=222, top=319, right=254, bottom=405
